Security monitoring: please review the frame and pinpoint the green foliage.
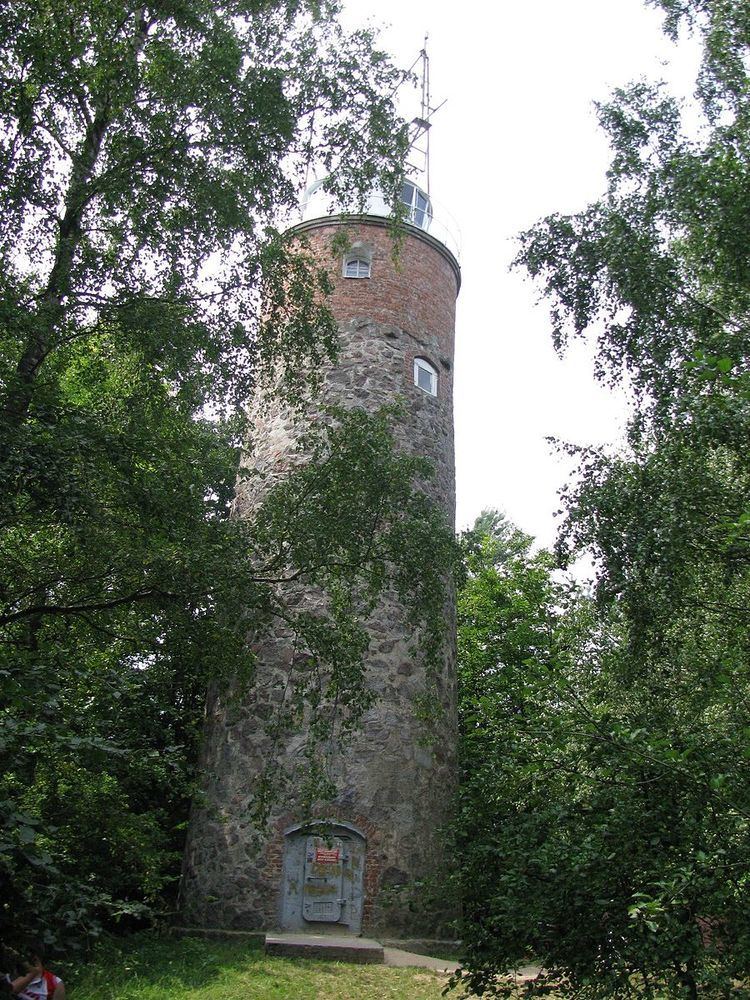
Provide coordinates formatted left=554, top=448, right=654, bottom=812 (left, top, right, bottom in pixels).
left=451, top=513, right=750, bottom=998
left=0, top=388, right=455, bottom=956
left=451, top=1, right=750, bottom=995
left=229, top=404, right=457, bottom=819
left=0, top=0, right=409, bottom=424
left=0, top=0, right=452, bottom=961
left=450, top=513, right=597, bottom=996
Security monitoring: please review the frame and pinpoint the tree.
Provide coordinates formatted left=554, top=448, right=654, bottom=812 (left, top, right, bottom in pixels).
left=451, top=0, right=750, bottom=995
left=452, top=513, right=750, bottom=998
left=0, top=0, right=456, bottom=955
left=0, top=0, right=409, bottom=429
left=450, top=514, right=606, bottom=997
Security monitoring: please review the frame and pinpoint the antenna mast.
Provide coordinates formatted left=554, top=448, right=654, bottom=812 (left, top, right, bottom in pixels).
left=408, top=35, right=446, bottom=196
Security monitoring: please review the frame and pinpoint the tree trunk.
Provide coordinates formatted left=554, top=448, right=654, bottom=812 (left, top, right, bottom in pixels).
left=0, top=10, right=150, bottom=438
left=1, top=104, right=110, bottom=435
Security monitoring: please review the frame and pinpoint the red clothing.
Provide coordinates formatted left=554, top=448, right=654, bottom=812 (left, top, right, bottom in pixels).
left=16, top=970, right=61, bottom=999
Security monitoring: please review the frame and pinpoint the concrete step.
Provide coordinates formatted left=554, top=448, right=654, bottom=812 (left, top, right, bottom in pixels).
left=264, top=932, right=384, bottom=964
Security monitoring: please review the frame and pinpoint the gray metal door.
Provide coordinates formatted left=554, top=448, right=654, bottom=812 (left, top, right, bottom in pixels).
left=302, top=835, right=345, bottom=923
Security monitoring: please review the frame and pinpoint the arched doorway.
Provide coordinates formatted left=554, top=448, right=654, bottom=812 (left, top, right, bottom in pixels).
left=280, top=821, right=366, bottom=934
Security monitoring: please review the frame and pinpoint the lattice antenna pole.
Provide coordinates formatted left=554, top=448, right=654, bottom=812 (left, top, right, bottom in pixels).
left=408, top=35, right=446, bottom=194
left=421, top=36, right=431, bottom=195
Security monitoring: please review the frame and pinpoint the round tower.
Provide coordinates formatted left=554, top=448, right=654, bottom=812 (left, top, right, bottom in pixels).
left=180, top=178, right=461, bottom=936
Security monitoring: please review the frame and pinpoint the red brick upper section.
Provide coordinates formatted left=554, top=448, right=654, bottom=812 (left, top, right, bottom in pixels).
left=291, top=218, right=460, bottom=363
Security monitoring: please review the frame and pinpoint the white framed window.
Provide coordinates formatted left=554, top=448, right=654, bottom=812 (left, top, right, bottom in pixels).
left=401, top=181, right=432, bottom=229
left=343, top=256, right=371, bottom=278
left=414, top=357, right=438, bottom=396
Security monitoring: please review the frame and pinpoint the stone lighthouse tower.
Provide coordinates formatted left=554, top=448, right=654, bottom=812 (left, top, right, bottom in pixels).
left=180, top=172, right=461, bottom=936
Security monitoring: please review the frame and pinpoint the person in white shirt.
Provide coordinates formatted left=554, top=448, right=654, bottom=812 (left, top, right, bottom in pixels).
left=10, top=949, right=65, bottom=1000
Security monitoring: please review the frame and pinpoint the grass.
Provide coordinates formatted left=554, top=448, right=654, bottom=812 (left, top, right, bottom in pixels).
left=65, top=932, right=456, bottom=999
left=64, top=935, right=750, bottom=1000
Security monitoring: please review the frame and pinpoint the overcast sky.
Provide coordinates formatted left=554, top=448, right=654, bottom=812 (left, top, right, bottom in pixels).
left=340, top=0, right=701, bottom=549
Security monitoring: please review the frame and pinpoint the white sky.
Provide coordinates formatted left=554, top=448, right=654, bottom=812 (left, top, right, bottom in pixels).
left=341, top=0, right=701, bottom=549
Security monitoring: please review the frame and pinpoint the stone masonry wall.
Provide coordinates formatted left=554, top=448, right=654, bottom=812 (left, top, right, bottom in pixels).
left=180, top=220, right=459, bottom=935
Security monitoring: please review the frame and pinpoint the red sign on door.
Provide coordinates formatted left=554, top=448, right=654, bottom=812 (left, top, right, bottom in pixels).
left=315, top=847, right=340, bottom=863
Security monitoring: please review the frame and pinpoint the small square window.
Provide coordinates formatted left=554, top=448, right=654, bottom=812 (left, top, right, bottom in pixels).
left=414, top=357, right=438, bottom=396
left=416, top=366, right=432, bottom=392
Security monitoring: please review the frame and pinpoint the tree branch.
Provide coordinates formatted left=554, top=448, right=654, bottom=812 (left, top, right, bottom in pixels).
left=0, top=587, right=176, bottom=626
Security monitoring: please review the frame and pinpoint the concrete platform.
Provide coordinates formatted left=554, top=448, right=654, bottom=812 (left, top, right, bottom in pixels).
left=264, top=932, right=385, bottom=964
left=383, top=946, right=459, bottom=972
